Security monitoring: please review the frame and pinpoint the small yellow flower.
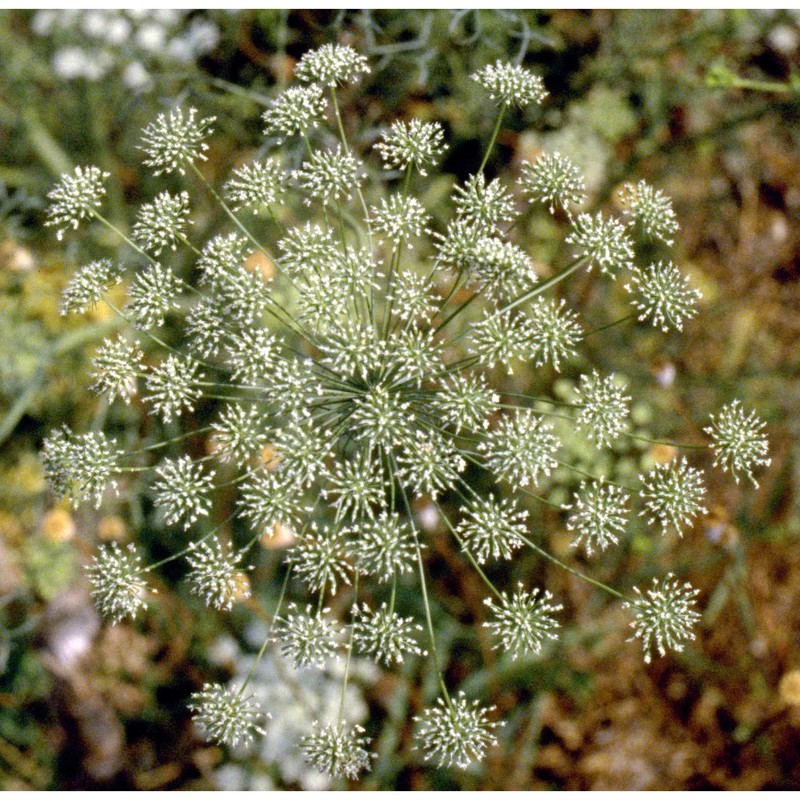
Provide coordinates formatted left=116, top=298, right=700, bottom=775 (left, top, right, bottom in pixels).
left=41, top=508, right=76, bottom=543
left=779, top=670, right=800, bottom=706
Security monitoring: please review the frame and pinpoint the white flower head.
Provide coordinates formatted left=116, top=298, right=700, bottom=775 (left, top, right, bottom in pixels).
left=352, top=602, right=424, bottom=666
left=86, top=542, right=151, bottom=624
left=262, top=84, right=327, bottom=141
left=480, top=409, right=560, bottom=488
left=189, top=683, right=267, bottom=748
left=278, top=603, right=341, bottom=669
left=472, top=60, right=547, bottom=108
left=519, top=151, right=587, bottom=215
left=294, top=146, right=365, bottom=206
left=625, top=574, right=701, bottom=663
left=415, top=692, right=501, bottom=769
left=457, top=495, right=529, bottom=564
left=91, top=335, right=143, bottom=404
left=42, top=427, right=122, bottom=510
left=224, top=159, right=287, bottom=213
left=640, top=456, right=707, bottom=535
left=468, top=237, right=537, bottom=300
left=625, top=260, right=702, bottom=332
left=574, top=371, right=631, bottom=448
left=140, top=106, right=216, bottom=176
left=564, top=482, right=630, bottom=555
left=566, top=212, right=635, bottom=277
left=453, top=173, right=518, bottom=232
left=527, top=297, right=583, bottom=371
left=301, top=722, right=375, bottom=780
left=374, top=119, right=446, bottom=176
left=144, top=354, right=203, bottom=422
left=704, top=400, right=771, bottom=487
left=295, top=44, right=370, bottom=87
left=60, top=258, right=122, bottom=315
left=620, top=180, right=679, bottom=246
left=153, top=455, right=215, bottom=529
left=125, top=262, right=181, bottom=329
left=484, top=584, right=562, bottom=659
left=353, top=512, right=417, bottom=583
left=46, top=165, right=110, bottom=239
left=371, top=195, right=430, bottom=246
left=186, top=538, right=251, bottom=611
left=132, top=190, right=192, bottom=255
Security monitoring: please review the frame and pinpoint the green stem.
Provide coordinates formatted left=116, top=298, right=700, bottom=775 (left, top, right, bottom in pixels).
left=519, top=533, right=635, bottom=605
left=497, top=255, right=587, bottom=314
left=337, top=571, right=359, bottom=726
left=391, top=456, right=453, bottom=710
left=583, top=312, right=636, bottom=338
left=479, top=103, right=507, bottom=173
left=626, top=433, right=709, bottom=450
left=240, top=565, right=293, bottom=695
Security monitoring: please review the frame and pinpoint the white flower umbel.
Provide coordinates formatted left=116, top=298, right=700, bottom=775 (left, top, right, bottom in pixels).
left=625, top=260, right=702, bottom=332
left=262, top=84, right=327, bottom=142
left=620, top=180, right=679, bottom=246
left=91, top=335, right=143, bottom=404
left=704, top=401, right=771, bottom=487
left=278, top=603, right=341, bottom=669
left=188, top=683, right=267, bottom=748
left=294, top=43, right=370, bottom=87
left=153, top=455, right=215, bottom=529
left=42, top=43, right=769, bottom=782
left=132, top=190, right=192, bottom=255
left=42, top=427, right=122, bottom=509
left=480, top=409, right=560, bottom=488
left=301, top=722, right=375, bottom=780
left=186, top=538, right=251, bottom=611
left=483, top=584, right=562, bottom=659
left=625, top=574, right=701, bottom=663
left=457, top=496, right=529, bottom=564
left=472, top=60, right=547, bottom=108
left=224, top=159, right=287, bottom=213
left=374, top=119, right=446, bottom=176
left=640, top=457, right=707, bottom=535
left=140, top=106, right=216, bottom=176
left=86, top=542, right=151, bottom=624
left=566, top=212, right=635, bottom=277
left=574, top=371, right=631, bottom=449
left=415, top=692, right=501, bottom=769
left=144, top=354, right=203, bottom=422
left=519, top=151, right=586, bottom=214
left=564, top=482, right=629, bottom=556
left=60, top=258, right=122, bottom=315
left=46, top=165, right=109, bottom=239
left=351, top=602, right=423, bottom=666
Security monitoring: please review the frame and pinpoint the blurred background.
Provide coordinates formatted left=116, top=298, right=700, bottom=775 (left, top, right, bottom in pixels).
left=1, top=8, right=799, bottom=790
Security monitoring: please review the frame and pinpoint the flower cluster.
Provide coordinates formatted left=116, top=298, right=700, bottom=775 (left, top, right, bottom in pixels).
left=43, top=44, right=769, bottom=783
left=471, top=60, right=548, bottom=107
left=45, top=165, right=109, bottom=239
left=188, top=683, right=267, bottom=748
left=625, top=575, right=701, bottom=663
